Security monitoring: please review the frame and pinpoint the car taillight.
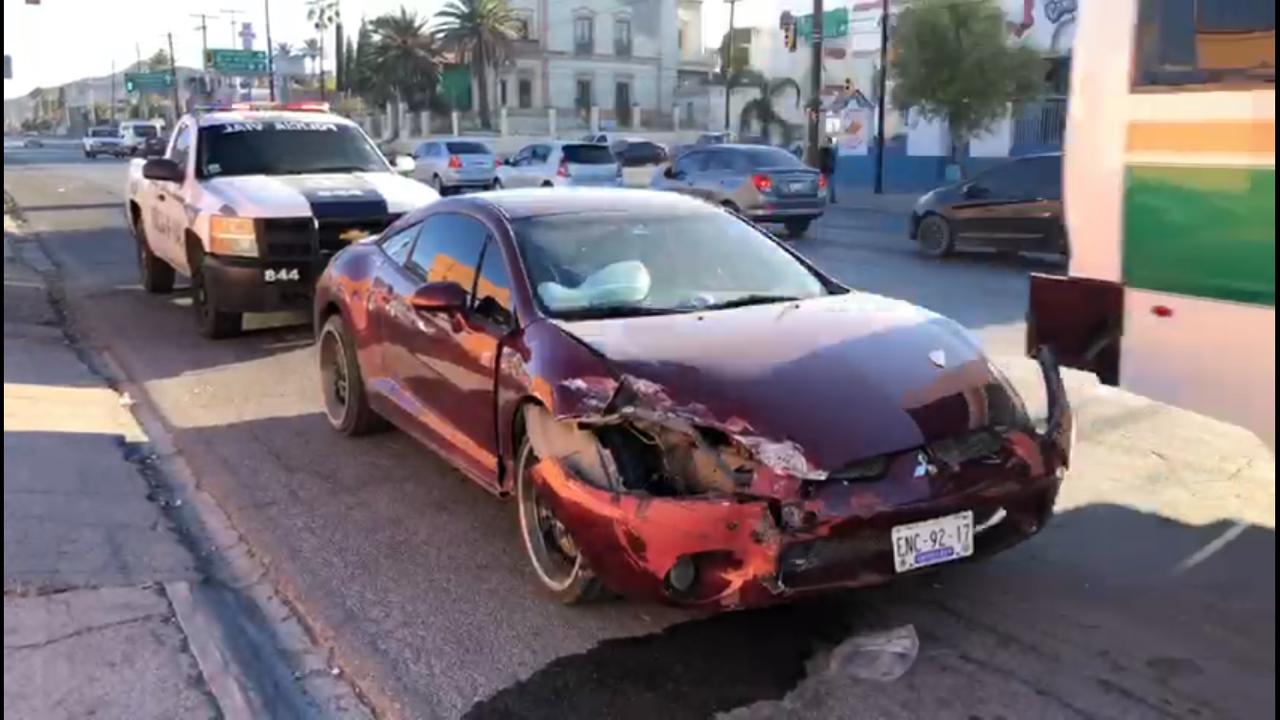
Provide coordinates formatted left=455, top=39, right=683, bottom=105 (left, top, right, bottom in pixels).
left=817, top=174, right=829, bottom=189
left=493, top=157, right=501, bottom=168
left=557, top=161, right=570, bottom=178
left=448, top=155, right=462, bottom=169
left=751, top=174, right=773, bottom=193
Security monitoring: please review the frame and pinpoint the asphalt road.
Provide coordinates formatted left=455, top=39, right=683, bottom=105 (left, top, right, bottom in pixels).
left=6, top=146, right=1274, bottom=720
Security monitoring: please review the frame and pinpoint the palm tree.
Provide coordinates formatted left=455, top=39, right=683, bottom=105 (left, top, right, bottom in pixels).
left=275, top=42, right=293, bottom=58
left=367, top=7, right=442, bottom=126
left=307, top=0, right=341, bottom=99
left=433, top=0, right=520, bottom=131
left=738, top=76, right=803, bottom=146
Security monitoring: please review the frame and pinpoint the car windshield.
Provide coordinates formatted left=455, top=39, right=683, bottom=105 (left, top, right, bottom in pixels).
left=132, top=125, right=158, bottom=138
left=618, top=142, right=667, bottom=166
left=446, top=141, right=490, bottom=154
left=562, top=144, right=615, bottom=164
left=197, top=121, right=387, bottom=177
left=90, top=128, right=116, bottom=138
left=513, top=210, right=831, bottom=319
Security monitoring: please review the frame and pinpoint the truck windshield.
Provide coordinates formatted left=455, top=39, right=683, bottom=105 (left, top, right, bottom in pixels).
left=197, top=121, right=388, bottom=178
left=131, top=125, right=158, bottom=138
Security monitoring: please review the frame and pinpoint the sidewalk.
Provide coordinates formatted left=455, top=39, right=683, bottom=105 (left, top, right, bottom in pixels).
left=3, top=234, right=215, bottom=717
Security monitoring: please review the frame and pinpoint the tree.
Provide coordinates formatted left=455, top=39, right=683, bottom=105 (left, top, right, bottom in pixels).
left=889, top=0, right=1042, bottom=166
left=738, top=76, right=802, bottom=145
left=343, top=36, right=357, bottom=93
left=146, top=49, right=171, bottom=72
left=367, top=7, right=442, bottom=117
left=307, top=0, right=341, bottom=100
left=303, top=39, right=322, bottom=76
left=275, top=42, right=293, bottom=57
left=334, top=21, right=346, bottom=92
left=433, top=0, right=520, bottom=131
left=716, top=28, right=751, bottom=78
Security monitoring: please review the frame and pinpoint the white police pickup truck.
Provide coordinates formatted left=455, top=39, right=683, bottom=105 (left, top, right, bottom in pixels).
left=125, top=103, right=438, bottom=338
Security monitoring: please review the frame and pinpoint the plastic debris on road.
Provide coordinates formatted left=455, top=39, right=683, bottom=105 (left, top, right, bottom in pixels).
left=827, top=624, right=919, bottom=682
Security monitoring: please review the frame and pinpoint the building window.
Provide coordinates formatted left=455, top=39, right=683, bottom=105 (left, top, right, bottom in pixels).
left=518, top=78, right=532, bottom=109
left=500, top=79, right=508, bottom=107
left=615, top=18, right=632, bottom=57
left=574, top=16, right=594, bottom=55
left=1133, top=0, right=1275, bottom=88
left=513, top=17, right=531, bottom=40
left=576, top=78, right=592, bottom=116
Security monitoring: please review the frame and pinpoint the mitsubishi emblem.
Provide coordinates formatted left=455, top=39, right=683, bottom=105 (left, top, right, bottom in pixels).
left=929, top=349, right=947, bottom=368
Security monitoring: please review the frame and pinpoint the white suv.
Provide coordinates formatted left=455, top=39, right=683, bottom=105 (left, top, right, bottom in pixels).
left=494, top=141, right=620, bottom=189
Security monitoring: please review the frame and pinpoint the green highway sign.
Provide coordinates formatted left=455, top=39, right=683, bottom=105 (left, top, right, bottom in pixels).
left=205, top=48, right=268, bottom=74
left=796, top=7, right=850, bottom=41
left=124, top=72, right=172, bottom=93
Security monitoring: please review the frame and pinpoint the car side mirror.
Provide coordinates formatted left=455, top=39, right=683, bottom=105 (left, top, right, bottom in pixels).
left=394, top=155, right=415, bottom=175
left=410, top=281, right=468, bottom=312
left=963, top=183, right=988, bottom=199
left=142, top=158, right=183, bottom=183
left=664, top=166, right=681, bottom=179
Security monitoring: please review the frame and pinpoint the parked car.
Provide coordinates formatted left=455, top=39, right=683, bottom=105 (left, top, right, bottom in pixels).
left=83, top=126, right=127, bottom=158
left=494, top=141, right=620, bottom=189
left=411, top=139, right=498, bottom=195
left=22, top=136, right=45, bottom=148
left=313, top=188, right=1073, bottom=609
left=613, top=139, right=669, bottom=188
left=651, top=144, right=826, bottom=237
left=910, top=153, right=1066, bottom=258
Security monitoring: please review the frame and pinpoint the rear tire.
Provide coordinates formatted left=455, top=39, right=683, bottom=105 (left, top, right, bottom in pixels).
left=136, top=224, right=175, bottom=294
left=785, top=219, right=811, bottom=238
left=319, top=314, right=387, bottom=436
left=917, top=214, right=954, bottom=258
left=431, top=174, right=446, bottom=195
left=490, top=178, right=502, bottom=190
left=516, top=437, right=605, bottom=605
left=189, top=248, right=242, bottom=339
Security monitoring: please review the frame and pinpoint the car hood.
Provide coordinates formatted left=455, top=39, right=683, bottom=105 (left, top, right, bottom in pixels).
left=201, top=172, right=438, bottom=218
left=553, top=293, right=1022, bottom=471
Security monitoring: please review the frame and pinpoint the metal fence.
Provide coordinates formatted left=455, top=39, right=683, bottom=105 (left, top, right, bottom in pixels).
left=1013, top=96, right=1067, bottom=149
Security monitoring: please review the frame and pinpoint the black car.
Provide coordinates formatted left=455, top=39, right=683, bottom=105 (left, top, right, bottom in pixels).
left=909, top=153, right=1066, bottom=258
left=141, top=135, right=168, bottom=157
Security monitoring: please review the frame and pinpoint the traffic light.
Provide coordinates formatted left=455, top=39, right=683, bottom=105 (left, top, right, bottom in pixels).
left=844, top=77, right=853, bottom=94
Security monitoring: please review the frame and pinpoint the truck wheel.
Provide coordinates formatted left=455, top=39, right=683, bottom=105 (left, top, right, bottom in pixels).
left=189, top=251, right=242, bottom=339
left=516, top=436, right=605, bottom=605
left=318, top=314, right=388, bottom=436
left=136, top=227, right=175, bottom=294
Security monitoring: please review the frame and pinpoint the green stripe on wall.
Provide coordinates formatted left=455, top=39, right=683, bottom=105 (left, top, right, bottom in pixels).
left=1124, top=164, right=1276, bottom=306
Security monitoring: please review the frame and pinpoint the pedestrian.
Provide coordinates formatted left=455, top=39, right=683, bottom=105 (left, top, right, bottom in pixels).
left=819, top=137, right=838, bottom=204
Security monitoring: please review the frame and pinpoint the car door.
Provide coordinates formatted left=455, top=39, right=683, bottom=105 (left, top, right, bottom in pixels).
left=500, top=145, right=532, bottom=187
left=656, top=151, right=708, bottom=198
left=1017, top=155, right=1065, bottom=251
left=529, top=144, right=553, bottom=185
left=411, top=142, right=436, bottom=182
left=948, top=159, right=1037, bottom=248
left=145, top=121, right=193, bottom=271
left=376, top=211, right=499, bottom=484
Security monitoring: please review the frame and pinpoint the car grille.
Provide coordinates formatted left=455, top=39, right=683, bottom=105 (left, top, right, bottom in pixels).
left=257, top=215, right=401, bottom=261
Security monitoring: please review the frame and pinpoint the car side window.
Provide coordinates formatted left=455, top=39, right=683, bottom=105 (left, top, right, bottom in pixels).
left=413, top=143, right=431, bottom=159
left=705, top=152, right=741, bottom=172
left=380, top=223, right=420, bottom=265
left=168, top=123, right=192, bottom=178
left=673, top=152, right=706, bottom=176
left=974, top=160, right=1030, bottom=198
left=1029, top=156, right=1063, bottom=199
left=473, top=238, right=515, bottom=328
left=531, top=145, right=551, bottom=164
left=407, top=214, right=489, bottom=301
left=512, top=147, right=532, bottom=166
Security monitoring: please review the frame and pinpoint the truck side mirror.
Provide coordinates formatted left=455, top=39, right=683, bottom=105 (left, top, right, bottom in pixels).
left=142, top=158, right=183, bottom=183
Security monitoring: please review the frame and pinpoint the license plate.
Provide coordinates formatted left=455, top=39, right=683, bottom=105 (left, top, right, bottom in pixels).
left=891, top=511, right=974, bottom=573
left=788, top=181, right=808, bottom=193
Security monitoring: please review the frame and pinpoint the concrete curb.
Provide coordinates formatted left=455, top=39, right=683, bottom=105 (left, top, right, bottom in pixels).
left=6, top=228, right=373, bottom=720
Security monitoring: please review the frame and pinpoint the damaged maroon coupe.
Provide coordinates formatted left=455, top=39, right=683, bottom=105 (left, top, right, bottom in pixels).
left=314, top=188, right=1073, bottom=609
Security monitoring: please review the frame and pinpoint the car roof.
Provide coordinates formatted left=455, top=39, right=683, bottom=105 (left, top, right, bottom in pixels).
left=466, top=188, right=715, bottom=221
left=192, top=110, right=357, bottom=128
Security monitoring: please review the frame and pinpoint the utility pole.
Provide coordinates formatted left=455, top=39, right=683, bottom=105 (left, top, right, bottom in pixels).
left=167, top=32, right=181, bottom=121
left=265, top=0, right=276, bottom=101
left=723, top=0, right=737, bottom=133
left=192, top=13, right=215, bottom=58
left=222, top=8, right=245, bottom=45
left=806, top=0, right=824, bottom=168
left=873, top=0, right=889, bottom=194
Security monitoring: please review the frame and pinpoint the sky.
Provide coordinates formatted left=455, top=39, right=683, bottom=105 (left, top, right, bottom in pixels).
left=3, top=0, right=804, bottom=100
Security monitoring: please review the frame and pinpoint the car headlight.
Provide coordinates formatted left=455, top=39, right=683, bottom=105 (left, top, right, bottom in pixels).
left=208, top=216, right=258, bottom=257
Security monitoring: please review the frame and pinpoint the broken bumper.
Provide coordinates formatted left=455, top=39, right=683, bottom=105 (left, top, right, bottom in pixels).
left=529, top=355, right=1073, bottom=610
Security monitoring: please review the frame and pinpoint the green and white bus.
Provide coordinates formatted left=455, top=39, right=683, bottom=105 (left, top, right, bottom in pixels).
left=1028, top=0, right=1274, bottom=445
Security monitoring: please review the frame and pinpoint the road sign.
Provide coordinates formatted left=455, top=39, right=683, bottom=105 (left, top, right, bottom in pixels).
left=796, top=7, right=849, bottom=41
left=205, top=48, right=268, bottom=74
left=124, top=72, right=172, bottom=93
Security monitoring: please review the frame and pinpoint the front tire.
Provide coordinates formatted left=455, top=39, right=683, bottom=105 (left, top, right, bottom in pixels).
left=431, top=174, right=447, bottom=195
left=917, top=214, right=954, bottom=258
left=491, top=178, right=503, bottom=190
left=516, top=437, right=604, bottom=604
left=136, top=226, right=175, bottom=294
left=785, top=219, right=812, bottom=238
left=189, top=249, right=242, bottom=339
left=319, top=314, right=387, bottom=436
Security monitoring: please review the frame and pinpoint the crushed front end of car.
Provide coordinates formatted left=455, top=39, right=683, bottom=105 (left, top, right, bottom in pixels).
left=523, top=349, right=1073, bottom=610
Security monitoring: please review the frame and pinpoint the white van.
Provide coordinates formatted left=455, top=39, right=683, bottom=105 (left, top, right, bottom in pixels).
left=118, top=121, right=161, bottom=156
